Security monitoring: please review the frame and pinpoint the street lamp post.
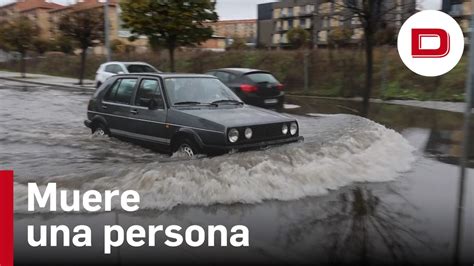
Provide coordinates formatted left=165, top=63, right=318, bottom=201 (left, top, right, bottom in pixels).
left=104, top=0, right=111, bottom=62
left=454, top=1, right=474, bottom=264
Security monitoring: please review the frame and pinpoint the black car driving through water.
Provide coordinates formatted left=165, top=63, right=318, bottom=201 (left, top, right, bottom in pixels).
left=85, top=73, right=301, bottom=157
left=205, top=68, right=285, bottom=109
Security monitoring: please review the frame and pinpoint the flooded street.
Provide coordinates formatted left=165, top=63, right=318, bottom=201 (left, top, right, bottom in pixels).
left=1, top=81, right=473, bottom=265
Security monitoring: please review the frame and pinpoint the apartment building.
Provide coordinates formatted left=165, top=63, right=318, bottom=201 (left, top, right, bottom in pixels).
left=443, top=0, right=471, bottom=36
left=0, top=0, right=149, bottom=54
left=258, top=0, right=416, bottom=48
left=270, top=0, right=317, bottom=46
left=316, top=0, right=416, bottom=46
left=197, top=19, right=257, bottom=51
left=205, top=19, right=257, bottom=41
left=315, top=0, right=360, bottom=45
left=257, top=2, right=274, bottom=47
left=0, top=0, right=64, bottom=40
left=49, top=0, right=118, bottom=40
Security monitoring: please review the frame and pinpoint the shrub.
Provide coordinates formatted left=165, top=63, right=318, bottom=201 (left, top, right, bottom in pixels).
left=0, top=47, right=467, bottom=101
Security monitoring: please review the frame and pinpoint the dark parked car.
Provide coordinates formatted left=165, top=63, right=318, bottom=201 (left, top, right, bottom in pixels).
left=85, top=73, right=302, bottom=157
left=205, top=68, right=285, bottom=109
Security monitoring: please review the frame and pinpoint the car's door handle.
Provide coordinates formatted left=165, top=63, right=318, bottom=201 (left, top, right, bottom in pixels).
left=102, top=105, right=108, bottom=109
left=130, top=109, right=138, bottom=115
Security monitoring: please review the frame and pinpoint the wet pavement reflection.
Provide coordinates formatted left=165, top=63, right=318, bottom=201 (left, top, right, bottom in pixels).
left=1, top=83, right=472, bottom=265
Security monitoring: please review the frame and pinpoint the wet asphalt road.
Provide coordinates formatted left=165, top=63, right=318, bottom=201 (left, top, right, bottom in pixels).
left=1, top=80, right=473, bottom=265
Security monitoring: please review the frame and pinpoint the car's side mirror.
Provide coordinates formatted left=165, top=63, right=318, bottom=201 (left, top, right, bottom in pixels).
left=148, top=97, right=164, bottom=110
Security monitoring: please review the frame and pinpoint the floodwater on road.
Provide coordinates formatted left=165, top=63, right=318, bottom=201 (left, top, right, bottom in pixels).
left=1, top=81, right=473, bottom=265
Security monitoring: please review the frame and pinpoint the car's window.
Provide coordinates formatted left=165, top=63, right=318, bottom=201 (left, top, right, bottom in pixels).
left=103, top=78, right=137, bottom=104
left=117, top=65, right=126, bottom=73
left=126, top=64, right=157, bottom=73
left=164, top=77, right=240, bottom=105
left=245, top=72, right=279, bottom=84
left=103, top=79, right=122, bottom=101
left=95, top=78, right=114, bottom=99
left=214, top=71, right=236, bottom=83
left=135, top=79, right=162, bottom=107
left=104, top=64, right=120, bottom=74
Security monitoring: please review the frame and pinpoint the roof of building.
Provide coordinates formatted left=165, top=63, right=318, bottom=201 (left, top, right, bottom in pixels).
left=0, top=0, right=65, bottom=13
left=213, top=19, right=257, bottom=24
left=49, top=0, right=117, bottom=13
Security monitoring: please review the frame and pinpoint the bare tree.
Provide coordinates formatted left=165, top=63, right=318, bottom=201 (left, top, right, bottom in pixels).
left=335, top=0, right=414, bottom=115
left=58, top=9, right=104, bottom=85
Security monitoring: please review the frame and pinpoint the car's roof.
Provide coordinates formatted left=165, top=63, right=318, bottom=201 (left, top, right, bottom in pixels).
left=113, top=73, right=217, bottom=79
left=209, top=68, right=270, bottom=74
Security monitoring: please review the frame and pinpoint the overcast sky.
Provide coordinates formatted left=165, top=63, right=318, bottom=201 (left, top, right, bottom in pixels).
left=0, top=0, right=442, bottom=20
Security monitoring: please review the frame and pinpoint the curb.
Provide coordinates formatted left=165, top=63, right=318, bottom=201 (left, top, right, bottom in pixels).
left=0, top=76, right=95, bottom=91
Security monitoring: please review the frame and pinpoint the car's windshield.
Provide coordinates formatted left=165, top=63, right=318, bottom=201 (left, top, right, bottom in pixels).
left=164, top=77, right=241, bottom=106
left=126, top=64, right=157, bottom=73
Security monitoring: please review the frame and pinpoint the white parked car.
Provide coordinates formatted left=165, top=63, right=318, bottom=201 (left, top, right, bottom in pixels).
left=94, top=61, right=161, bottom=88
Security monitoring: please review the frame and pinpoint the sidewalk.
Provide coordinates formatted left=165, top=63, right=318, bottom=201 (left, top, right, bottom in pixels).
left=1, top=70, right=469, bottom=114
left=288, top=95, right=469, bottom=114
left=0, top=70, right=95, bottom=90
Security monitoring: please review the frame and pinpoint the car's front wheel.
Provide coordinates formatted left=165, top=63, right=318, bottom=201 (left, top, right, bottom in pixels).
left=173, top=138, right=200, bottom=158
left=92, top=123, right=109, bottom=137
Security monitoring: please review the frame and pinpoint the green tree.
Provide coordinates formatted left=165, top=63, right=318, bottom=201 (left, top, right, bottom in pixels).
left=51, top=35, right=75, bottom=54
left=33, top=38, right=52, bottom=55
left=228, top=37, right=247, bottom=50
left=110, top=39, right=125, bottom=53
left=58, top=9, right=104, bottom=85
left=121, top=0, right=218, bottom=72
left=0, top=16, right=38, bottom=78
left=287, top=27, right=310, bottom=49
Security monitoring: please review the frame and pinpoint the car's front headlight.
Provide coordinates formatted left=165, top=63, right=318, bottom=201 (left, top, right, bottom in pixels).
left=290, top=122, right=298, bottom=135
left=244, top=127, right=253, bottom=139
left=228, top=128, right=239, bottom=143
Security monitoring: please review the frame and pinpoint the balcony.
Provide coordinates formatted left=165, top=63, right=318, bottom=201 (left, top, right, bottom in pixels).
left=297, top=11, right=314, bottom=17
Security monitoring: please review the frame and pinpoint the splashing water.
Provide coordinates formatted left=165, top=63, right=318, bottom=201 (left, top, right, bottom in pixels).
left=14, top=114, right=416, bottom=212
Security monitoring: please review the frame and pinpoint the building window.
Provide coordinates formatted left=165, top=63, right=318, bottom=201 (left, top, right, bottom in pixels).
left=318, top=31, right=328, bottom=42
left=273, top=8, right=281, bottom=19
left=450, top=4, right=463, bottom=16
left=322, top=17, right=329, bottom=28
left=288, top=7, right=293, bottom=17
left=351, top=17, right=361, bottom=25
left=300, top=18, right=306, bottom=27
left=272, top=34, right=280, bottom=44
left=276, top=21, right=281, bottom=31
left=288, top=19, right=294, bottom=29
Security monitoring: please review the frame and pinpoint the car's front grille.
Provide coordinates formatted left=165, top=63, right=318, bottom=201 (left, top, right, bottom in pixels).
left=253, top=123, right=283, bottom=140
left=233, top=123, right=293, bottom=144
